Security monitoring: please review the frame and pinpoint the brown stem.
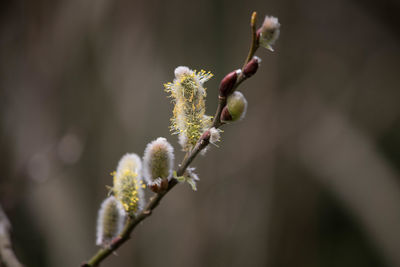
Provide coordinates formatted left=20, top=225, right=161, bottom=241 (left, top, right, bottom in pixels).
left=242, top=11, right=259, bottom=71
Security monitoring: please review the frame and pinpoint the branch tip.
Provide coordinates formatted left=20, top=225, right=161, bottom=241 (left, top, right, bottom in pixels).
left=251, top=11, right=257, bottom=27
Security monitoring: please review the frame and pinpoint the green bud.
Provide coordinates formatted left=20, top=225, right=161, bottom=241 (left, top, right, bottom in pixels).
left=220, top=91, right=248, bottom=122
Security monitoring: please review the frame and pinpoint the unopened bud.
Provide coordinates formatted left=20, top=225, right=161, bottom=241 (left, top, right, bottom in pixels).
left=243, top=56, right=261, bottom=78
left=96, top=196, right=126, bottom=247
left=220, top=91, right=248, bottom=122
left=143, top=137, right=174, bottom=192
left=219, top=69, right=241, bottom=97
left=257, top=16, right=280, bottom=51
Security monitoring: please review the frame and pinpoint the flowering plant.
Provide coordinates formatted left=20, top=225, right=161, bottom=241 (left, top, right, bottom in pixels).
left=82, top=12, right=280, bottom=266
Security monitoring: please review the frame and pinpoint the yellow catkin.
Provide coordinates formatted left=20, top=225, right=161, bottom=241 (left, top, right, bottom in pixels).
left=113, top=154, right=145, bottom=215
left=164, top=67, right=213, bottom=151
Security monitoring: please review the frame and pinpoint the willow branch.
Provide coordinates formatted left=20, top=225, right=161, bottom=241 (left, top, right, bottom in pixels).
left=83, top=138, right=209, bottom=266
left=83, top=11, right=260, bottom=267
left=0, top=205, right=23, bottom=267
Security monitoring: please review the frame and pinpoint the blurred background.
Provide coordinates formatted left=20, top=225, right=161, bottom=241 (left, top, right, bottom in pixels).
left=1, top=0, right=400, bottom=266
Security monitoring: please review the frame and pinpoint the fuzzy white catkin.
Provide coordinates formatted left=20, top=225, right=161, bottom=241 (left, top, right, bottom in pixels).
left=259, top=16, right=280, bottom=51
left=96, top=196, right=126, bottom=247
left=174, top=66, right=191, bottom=78
left=143, top=137, right=174, bottom=185
left=116, top=153, right=142, bottom=178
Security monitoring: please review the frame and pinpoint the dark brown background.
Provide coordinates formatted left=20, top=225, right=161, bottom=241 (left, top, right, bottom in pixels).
left=1, top=0, right=400, bottom=266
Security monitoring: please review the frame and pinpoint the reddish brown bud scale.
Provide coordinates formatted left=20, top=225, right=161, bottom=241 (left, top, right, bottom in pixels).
left=149, top=184, right=159, bottom=193
left=219, top=70, right=240, bottom=97
left=200, top=130, right=211, bottom=142
left=149, top=178, right=169, bottom=193
left=220, top=106, right=232, bottom=122
left=243, top=56, right=261, bottom=78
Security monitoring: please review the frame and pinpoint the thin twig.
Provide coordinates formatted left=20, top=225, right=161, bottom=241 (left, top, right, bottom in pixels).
left=0, top=205, right=23, bottom=267
left=83, top=11, right=260, bottom=267
left=242, top=12, right=259, bottom=72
